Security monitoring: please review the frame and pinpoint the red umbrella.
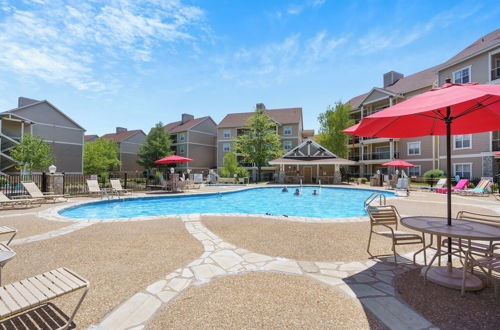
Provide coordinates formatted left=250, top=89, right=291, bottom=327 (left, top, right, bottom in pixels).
left=343, top=122, right=360, bottom=134
left=154, top=155, right=192, bottom=164
left=382, top=160, right=415, bottom=167
left=344, top=82, right=500, bottom=281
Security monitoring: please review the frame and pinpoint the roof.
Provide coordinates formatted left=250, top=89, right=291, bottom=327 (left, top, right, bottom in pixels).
left=438, top=28, right=500, bottom=71
left=84, top=135, right=99, bottom=142
left=302, top=129, right=315, bottom=137
left=270, top=138, right=355, bottom=165
left=269, top=157, right=356, bottom=165
left=164, top=116, right=210, bottom=133
left=218, top=108, right=302, bottom=127
left=101, top=130, right=144, bottom=143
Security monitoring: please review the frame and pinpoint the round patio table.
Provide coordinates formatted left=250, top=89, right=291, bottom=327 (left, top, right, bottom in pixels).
left=0, top=250, right=15, bottom=285
left=400, top=216, right=500, bottom=291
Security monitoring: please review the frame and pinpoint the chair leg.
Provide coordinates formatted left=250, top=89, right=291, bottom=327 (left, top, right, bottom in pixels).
left=461, top=253, right=469, bottom=297
left=367, top=230, right=373, bottom=257
left=392, top=240, right=398, bottom=265
left=63, top=287, right=89, bottom=330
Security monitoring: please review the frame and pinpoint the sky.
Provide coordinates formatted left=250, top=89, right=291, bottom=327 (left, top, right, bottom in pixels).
left=0, top=0, right=498, bottom=135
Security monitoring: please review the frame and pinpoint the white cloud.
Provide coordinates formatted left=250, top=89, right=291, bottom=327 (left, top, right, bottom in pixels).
left=215, top=31, right=346, bottom=86
left=0, top=0, right=206, bottom=91
left=281, top=0, right=327, bottom=16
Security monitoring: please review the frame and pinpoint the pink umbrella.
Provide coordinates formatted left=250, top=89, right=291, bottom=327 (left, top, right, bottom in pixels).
left=154, top=155, right=192, bottom=164
left=382, top=160, right=415, bottom=167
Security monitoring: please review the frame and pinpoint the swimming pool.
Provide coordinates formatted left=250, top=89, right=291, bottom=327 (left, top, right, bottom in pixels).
left=59, top=187, right=394, bottom=220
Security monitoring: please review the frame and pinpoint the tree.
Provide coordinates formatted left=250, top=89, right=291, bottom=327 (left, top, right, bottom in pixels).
left=83, top=138, right=121, bottom=175
left=234, top=108, right=282, bottom=181
left=137, top=122, right=173, bottom=169
left=220, top=151, right=249, bottom=179
left=315, top=101, right=354, bottom=159
left=10, top=134, right=55, bottom=175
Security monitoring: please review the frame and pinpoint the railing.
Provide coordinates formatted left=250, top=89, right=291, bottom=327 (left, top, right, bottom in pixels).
left=361, top=152, right=399, bottom=161
left=0, top=174, right=43, bottom=197
left=364, top=192, right=386, bottom=208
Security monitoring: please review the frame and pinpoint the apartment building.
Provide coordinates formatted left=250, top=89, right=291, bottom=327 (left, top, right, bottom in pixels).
left=346, top=28, right=500, bottom=180
left=164, top=114, right=217, bottom=172
left=2, top=97, right=85, bottom=173
left=217, top=104, right=312, bottom=181
left=101, top=128, right=146, bottom=172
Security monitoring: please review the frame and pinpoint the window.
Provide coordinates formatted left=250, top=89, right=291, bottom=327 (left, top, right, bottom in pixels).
left=223, top=143, right=231, bottom=152
left=283, top=141, right=292, bottom=150
left=375, top=146, right=390, bottom=159
left=179, top=133, right=185, bottom=141
left=454, top=163, right=471, bottom=179
left=407, top=141, right=421, bottom=155
left=179, top=145, right=185, bottom=154
left=223, top=130, right=231, bottom=138
left=453, top=66, right=470, bottom=84
left=283, top=126, right=292, bottom=135
left=454, top=134, right=471, bottom=149
left=408, top=165, right=421, bottom=177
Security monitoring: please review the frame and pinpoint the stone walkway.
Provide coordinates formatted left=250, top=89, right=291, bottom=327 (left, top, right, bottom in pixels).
left=93, top=214, right=435, bottom=330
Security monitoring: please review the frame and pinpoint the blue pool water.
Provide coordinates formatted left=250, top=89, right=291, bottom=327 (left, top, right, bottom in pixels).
left=59, top=187, right=394, bottom=220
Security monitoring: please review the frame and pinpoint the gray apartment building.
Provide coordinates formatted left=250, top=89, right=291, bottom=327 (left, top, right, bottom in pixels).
left=101, top=128, right=146, bottom=172
left=346, top=28, right=500, bottom=180
left=164, top=114, right=217, bottom=172
left=1, top=97, right=85, bottom=174
left=217, top=104, right=313, bottom=181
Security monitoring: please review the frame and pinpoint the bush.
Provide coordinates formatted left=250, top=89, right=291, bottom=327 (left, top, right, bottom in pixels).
left=360, top=177, right=368, bottom=184
left=490, top=183, right=498, bottom=193
left=235, top=167, right=249, bottom=179
left=0, top=177, right=7, bottom=187
left=423, top=169, right=444, bottom=187
left=470, top=177, right=481, bottom=186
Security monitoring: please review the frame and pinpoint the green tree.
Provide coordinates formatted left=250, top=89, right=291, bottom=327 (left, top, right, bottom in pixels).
left=315, top=101, right=354, bottom=159
left=234, top=108, right=282, bottom=181
left=83, top=138, right=121, bottom=175
left=137, top=122, right=173, bottom=169
left=10, top=134, right=55, bottom=175
left=220, top=151, right=250, bottom=179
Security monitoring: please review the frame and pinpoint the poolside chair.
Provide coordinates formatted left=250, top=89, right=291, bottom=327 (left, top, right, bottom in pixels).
left=110, top=179, right=130, bottom=196
left=461, top=243, right=500, bottom=298
left=0, top=225, right=16, bottom=245
left=0, top=267, right=89, bottom=329
left=0, top=191, right=43, bottom=210
left=457, top=177, right=493, bottom=196
left=436, top=179, right=469, bottom=194
left=21, top=182, right=66, bottom=203
left=430, top=178, right=447, bottom=192
left=366, top=205, right=426, bottom=264
left=86, top=179, right=107, bottom=199
left=394, top=178, right=410, bottom=196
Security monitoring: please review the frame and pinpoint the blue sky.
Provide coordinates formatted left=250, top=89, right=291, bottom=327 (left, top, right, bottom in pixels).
left=0, top=0, right=498, bottom=135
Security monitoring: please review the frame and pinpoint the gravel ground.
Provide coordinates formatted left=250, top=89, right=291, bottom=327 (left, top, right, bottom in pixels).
left=0, top=214, right=70, bottom=239
left=202, top=216, right=419, bottom=262
left=395, top=268, right=500, bottom=330
left=3, top=218, right=203, bottom=329
left=148, top=272, right=386, bottom=329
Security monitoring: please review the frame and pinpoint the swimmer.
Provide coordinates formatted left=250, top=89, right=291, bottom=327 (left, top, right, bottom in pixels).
left=282, top=186, right=288, bottom=192
left=294, top=188, right=300, bottom=195
left=312, top=189, right=318, bottom=195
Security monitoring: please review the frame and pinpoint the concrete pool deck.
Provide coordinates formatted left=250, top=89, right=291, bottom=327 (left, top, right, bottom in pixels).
left=0, top=184, right=498, bottom=329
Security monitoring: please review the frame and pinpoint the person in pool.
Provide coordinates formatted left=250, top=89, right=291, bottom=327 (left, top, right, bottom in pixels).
left=312, top=190, right=318, bottom=195
left=282, top=186, right=288, bottom=192
left=294, top=188, right=300, bottom=195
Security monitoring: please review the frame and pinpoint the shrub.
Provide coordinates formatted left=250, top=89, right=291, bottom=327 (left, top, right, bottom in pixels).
left=360, top=177, right=368, bottom=184
left=0, top=177, right=7, bottom=187
left=423, top=169, right=444, bottom=187
left=490, top=183, right=498, bottom=193
left=235, top=167, right=249, bottom=179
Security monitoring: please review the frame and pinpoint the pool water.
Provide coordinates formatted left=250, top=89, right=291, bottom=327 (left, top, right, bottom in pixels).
left=60, top=187, right=394, bottom=220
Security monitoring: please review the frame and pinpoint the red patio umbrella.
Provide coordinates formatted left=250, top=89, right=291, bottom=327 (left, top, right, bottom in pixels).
left=344, top=82, right=500, bottom=281
left=382, top=160, right=415, bottom=167
left=154, top=155, right=192, bottom=164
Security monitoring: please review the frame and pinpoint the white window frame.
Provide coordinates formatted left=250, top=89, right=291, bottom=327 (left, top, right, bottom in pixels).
left=488, top=48, right=500, bottom=83
left=283, top=126, right=292, bottom=136
left=452, top=65, right=471, bottom=84
left=283, top=141, right=292, bottom=150
left=223, top=129, right=231, bottom=138
left=453, top=163, right=472, bottom=180
left=179, top=145, right=185, bottom=154
left=179, top=133, right=186, bottom=141
left=408, top=165, right=421, bottom=177
left=407, top=141, right=421, bottom=156
left=453, top=134, right=472, bottom=150
left=223, top=143, right=231, bottom=152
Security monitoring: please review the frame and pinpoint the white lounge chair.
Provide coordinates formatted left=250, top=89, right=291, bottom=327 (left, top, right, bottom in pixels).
left=430, top=178, right=447, bottom=191
left=110, top=179, right=130, bottom=196
left=86, top=179, right=107, bottom=198
left=395, top=178, right=410, bottom=196
left=21, top=182, right=66, bottom=203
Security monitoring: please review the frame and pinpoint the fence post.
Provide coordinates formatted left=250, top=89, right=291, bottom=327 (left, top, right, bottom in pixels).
left=62, top=172, right=65, bottom=195
left=41, top=172, right=47, bottom=192
left=124, top=172, right=128, bottom=189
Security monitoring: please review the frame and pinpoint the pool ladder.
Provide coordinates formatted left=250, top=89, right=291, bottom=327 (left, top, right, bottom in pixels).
left=364, top=192, right=386, bottom=208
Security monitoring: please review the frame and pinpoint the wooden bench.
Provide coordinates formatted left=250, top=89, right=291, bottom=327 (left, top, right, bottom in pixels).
left=0, top=268, right=89, bottom=330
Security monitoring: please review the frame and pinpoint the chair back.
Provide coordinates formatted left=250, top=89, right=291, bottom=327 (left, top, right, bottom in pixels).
left=367, top=205, right=399, bottom=226
left=456, top=211, right=500, bottom=227
left=435, top=178, right=447, bottom=189
left=0, top=191, right=11, bottom=202
left=396, top=178, right=408, bottom=190
left=110, top=179, right=123, bottom=191
left=86, top=179, right=101, bottom=193
left=454, top=179, right=469, bottom=190
left=21, top=182, right=44, bottom=198
left=473, top=178, right=493, bottom=192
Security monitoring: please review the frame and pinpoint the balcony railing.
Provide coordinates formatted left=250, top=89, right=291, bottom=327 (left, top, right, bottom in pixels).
left=361, top=152, right=399, bottom=161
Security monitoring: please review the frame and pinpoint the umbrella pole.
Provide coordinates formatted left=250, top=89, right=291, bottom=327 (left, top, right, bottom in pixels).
left=446, top=107, right=452, bottom=269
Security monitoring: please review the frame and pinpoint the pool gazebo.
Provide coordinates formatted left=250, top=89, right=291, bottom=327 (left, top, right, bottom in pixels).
left=269, top=139, right=356, bottom=184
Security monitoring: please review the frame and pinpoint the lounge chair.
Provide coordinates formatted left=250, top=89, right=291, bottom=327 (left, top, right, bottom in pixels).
left=457, top=177, right=493, bottom=196
left=0, top=192, right=43, bottom=210
left=110, top=179, right=130, bottom=195
left=86, top=179, right=107, bottom=198
left=0, top=267, right=89, bottom=329
left=430, top=178, right=447, bottom=192
left=366, top=205, right=426, bottom=264
left=0, top=226, right=16, bottom=245
left=394, top=178, right=410, bottom=196
left=21, top=182, right=66, bottom=203
left=436, top=179, right=469, bottom=194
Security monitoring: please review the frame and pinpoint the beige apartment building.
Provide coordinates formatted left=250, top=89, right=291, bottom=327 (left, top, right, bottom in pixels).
left=347, top=28, right=500, bottom=181
left=217, top=104, right=313, bottom=181
left=101, top=128, right=146, bottom=172
left=164, top=114, right=217, bottom=172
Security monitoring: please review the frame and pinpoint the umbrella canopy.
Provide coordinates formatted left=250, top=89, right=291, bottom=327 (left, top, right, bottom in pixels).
left=154, top=155, right=193, bottom=164
left=382, top=160, right=415, bottom=167
left=343, top=122, right=360, bottom=135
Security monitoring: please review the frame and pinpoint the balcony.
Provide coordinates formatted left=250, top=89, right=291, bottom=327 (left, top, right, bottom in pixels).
left=361, top=152, right=400, bottom=162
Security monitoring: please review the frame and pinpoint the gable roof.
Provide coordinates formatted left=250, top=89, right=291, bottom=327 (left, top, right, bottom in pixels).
left=101, top=130, right=144, bottom=143
left=164, top=116, right=211, bottom=133
left=269, top=139, right=356, bottom=165
left=218, top=108, right=302, bottom=128
left=438, top=28, right=500, bottom=71
left=84, top=135, right=99, bottom=142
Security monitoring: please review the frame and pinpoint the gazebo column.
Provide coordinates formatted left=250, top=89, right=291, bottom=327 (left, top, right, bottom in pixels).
left=333, top=165, right=341, bottom=184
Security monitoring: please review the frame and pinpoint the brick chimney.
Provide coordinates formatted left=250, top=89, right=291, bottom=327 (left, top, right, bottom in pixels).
left=116, top=127, right=127, bottom=133
left=383, top=71, right=404, bottom=88
left=256, top=103, right=266, bottom=110
left=181, top=113, right=194, bottom=124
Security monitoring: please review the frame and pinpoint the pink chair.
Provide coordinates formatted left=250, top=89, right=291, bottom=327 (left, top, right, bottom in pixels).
left=436, top=179, right=469, bottom=194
